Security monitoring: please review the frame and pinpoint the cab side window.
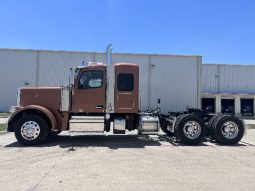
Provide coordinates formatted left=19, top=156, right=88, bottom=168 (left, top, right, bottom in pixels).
left=117, top=73, right=134, bottom=91
left=78, top=71, right=103, bottom=89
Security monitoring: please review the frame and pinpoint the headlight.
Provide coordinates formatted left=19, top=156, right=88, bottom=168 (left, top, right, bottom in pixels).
left=17, top=88, right=21, bottom=107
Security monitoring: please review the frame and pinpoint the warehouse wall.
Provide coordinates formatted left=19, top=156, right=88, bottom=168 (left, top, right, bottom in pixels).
left=0, top=49, right=38, bottom=111
left=38, top=51, right=95, bottom=87
left=2, top=49, right=254, bottom=113
left=149, top=55, right=200, bottom=112
left=202, top=64, right=219, bottom=93
left=0, top=49, right=201, bottom=112
left=202, top=64, right=255, bottom=94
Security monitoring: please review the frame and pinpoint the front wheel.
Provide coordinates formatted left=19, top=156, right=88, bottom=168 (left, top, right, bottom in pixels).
left=15, top=115, right=49, bottom=146
left=174, top=114, right=206, bottom=145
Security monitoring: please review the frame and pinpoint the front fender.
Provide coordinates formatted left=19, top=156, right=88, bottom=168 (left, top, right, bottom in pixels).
left=7, top=105, right=58, bottom=132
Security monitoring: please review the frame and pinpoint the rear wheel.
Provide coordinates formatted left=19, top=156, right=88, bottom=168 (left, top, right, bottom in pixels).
left=174, top=114, right=189, bottom=140
left=15, top=115, right=49, bottom=145
left=206, top=114, right=222, bottom=139
left=174, top=114, right=206, bottom=145
left=212, top=115, right=244, bottom=145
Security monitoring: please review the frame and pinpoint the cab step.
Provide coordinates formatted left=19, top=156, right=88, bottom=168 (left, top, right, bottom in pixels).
left=69, top=116, right=105, bottom=133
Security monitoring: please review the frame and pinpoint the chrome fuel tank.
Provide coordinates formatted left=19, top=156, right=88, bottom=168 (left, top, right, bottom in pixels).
left=138, top=114, right=160, bottom=134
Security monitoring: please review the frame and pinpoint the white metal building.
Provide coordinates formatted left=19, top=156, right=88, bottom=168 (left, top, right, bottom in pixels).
left=202, top=64, right=255, bottom=117
left=0, top=48, right=254, bottom=116
left=0, top=48, right=201, bottom=112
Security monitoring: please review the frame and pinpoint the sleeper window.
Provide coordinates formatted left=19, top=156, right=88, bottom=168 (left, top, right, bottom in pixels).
left=117, top=73, right=134, bottom=91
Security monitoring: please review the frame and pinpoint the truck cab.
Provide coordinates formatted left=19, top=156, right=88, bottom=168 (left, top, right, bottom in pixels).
left=70, top=62, right=138, bottom=114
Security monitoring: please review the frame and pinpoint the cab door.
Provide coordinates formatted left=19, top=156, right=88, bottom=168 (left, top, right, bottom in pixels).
left=114, top=64, right=139, bottom=113
left=72, top=66, right=106, bottom=113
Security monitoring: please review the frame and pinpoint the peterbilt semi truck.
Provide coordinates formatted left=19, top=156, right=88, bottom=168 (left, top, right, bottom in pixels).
left=7, top=45, right=244, bottom=146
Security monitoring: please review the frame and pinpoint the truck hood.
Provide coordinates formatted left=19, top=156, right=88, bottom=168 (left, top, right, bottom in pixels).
left=19, top=87, right=62, bottom=111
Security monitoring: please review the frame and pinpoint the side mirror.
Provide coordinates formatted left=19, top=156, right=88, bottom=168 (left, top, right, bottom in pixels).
left=157, top=99, right=161, bottom=104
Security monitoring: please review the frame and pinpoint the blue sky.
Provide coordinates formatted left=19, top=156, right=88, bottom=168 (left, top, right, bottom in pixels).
left=0, top=0, right=255, bottom=64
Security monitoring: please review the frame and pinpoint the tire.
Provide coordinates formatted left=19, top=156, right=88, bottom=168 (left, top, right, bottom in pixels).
left=174, top=114, right=206, bottom=145
left=212, top=115, right=244, bottom=145
left=174, top=114, right=189, bottom=140
left=206, top=114, right=222, bottom=139
left=15, top=115, right=49, bottom=146
left=49, top=129, right=62, bottom=136
left=54, top=130, right=62, bottom=135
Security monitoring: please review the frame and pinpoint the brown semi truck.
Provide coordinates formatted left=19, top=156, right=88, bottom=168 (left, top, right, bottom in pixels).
left=7, top=45, right=244, bottom=145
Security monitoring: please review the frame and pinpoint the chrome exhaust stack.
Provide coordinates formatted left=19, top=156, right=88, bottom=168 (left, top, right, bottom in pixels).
left=106, top=44, right=115, bottom=113
left=106, top=43, right=113, bottom=65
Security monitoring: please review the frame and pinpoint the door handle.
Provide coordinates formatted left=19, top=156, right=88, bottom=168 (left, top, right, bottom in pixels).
left=96, top=105, right=103, bottom=109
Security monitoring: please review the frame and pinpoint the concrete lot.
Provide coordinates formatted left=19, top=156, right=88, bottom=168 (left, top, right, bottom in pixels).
left=0, top=128, right=255, bottom=191
left=0, top=117, right=8, bottom=124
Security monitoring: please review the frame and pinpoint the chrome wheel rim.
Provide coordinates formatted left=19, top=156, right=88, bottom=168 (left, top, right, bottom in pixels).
left=183, top=121, right=201, bottom=139
left=221, top=121, right=239, bottom=139
left=21, top=121, right=40, bottom=140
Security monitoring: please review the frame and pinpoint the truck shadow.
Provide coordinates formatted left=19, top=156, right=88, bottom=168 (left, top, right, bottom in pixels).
left=5, top=134, right=248, bottom=149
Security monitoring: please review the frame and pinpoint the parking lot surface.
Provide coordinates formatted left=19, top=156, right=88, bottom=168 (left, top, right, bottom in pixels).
left=0, top=130, right=255, bottom=191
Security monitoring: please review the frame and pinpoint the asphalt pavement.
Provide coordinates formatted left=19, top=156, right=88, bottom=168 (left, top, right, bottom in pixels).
left=0, top=129, right=255, bottom=191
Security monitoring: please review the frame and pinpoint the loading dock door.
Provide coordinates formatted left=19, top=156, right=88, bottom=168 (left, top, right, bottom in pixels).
left=241, top=99, right=254, bottom=116
left=221, top=99, right=235, bottom=114
left=202, top=98, right=215, bottom=113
